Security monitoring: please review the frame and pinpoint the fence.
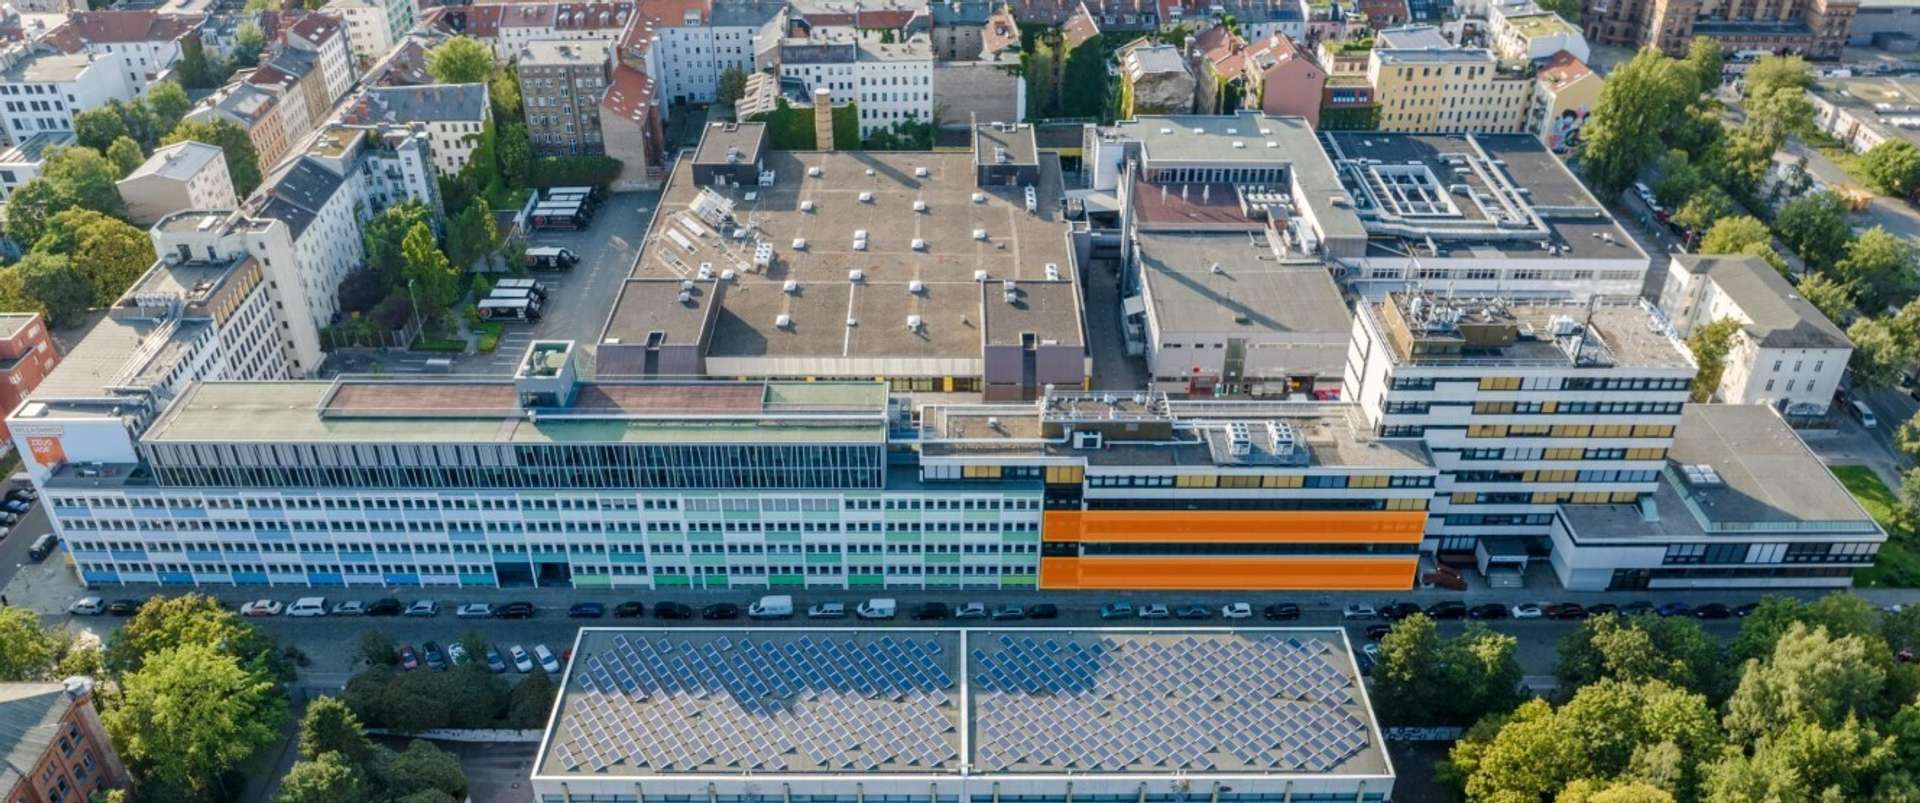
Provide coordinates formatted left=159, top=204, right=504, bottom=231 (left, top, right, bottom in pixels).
left=320, top=316, right=423, bottom=351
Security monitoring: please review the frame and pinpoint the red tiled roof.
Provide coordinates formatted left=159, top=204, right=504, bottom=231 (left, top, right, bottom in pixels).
left=1538, top=50, right=1593, bottom=85
left=1352, top=0, right=1409, bottom=22
left=286, top=11, right=342, bottom=44
left=983, top=5, right=1019, bottom=54
left=1194, top=24, right=1245, bottom=75
left=601, top=62, right=655, bottom=121
left=499, top=3, right=558, bottom=27
left=38, top=10, right=203, bottom=53
left=1244, top=31, right=1314, bottom=76
left=1061, top=0, right=1100, bottom=48
left=855, top=8, right=913, bottom=27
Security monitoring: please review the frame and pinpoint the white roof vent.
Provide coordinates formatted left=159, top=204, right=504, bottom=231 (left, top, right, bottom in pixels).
left=912, top=238, right=927, bottom=250
left=1232, top=141, right=1245, bottom=148
left=1159, top=127, right=1172, bottom=134
left=914, top=166, right=929, bottom=177
left=792, top=238, right=807, bottom=250
left=720, top=269, right=736, bottom=281
left=1002, top=279, right=1017, bottom=292
left=846, top=317, right=859, bottom=326
left=909, top=279, right=926, bottom=293
left=1044, top=263, right=1060, bottom=280
left=906, top=314, right=922, bottom=330
left=973, top=229, right=988, bottom=240
left=852, top=238, right=868, bottom=251
left=800, top=199, right=815, bottom=211
left=776, top=313, right=792, bottom=328
left=974, top=270, right=989, bottom=281
left=865, top=168, right=875, bottom=176
left=848, top=269, right=864, bottom=282
left=913, top=200, right=927, bottom=212
left=972, top=192, right=986, bottom=204
left=807, top=165, right=823, bottom=177
left=858, top=191, right=874, bottom=203
left=680, top=279, right=696, bottom=291
left=854, top=229, right=868, bottom=240
left=783, top=280, right=800, bottom=293
left=677, top=291, right=693, bottom=303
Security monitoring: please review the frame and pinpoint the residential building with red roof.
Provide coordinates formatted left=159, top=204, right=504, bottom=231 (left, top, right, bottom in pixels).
left=36, top=10, right=203, bottom=93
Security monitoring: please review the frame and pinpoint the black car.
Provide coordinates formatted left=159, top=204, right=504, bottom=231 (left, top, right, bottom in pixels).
left=366, top=598, right=404, bottom=617
left=1381, top=602, right=1424, bottom=621
left=1468, top=603, right=1509, bottom=620
left=613, top=601, right=647, bottom=618
left=702, top=603, right=741, bottom=620
left=495, top=602, right=536, bottom=619
left=1694, top=603, right=1732, bottom=620
left=106, top=598, right=142, bottom=616
left=1263, top=603, right=1301, bottom=621
left=1424, top=602, right=1467, bottom=620
left=1588, top=603, right=1620, bottom=617
left=654, top=602, right=695, bottom=620
left=911, top=602, right=951, bottom=620
left=1733, top=602, right=1760, bottom=617
left=1546, top=603, right=1588, bottom=620
left=1364, top=624, right=1392, bottom=640
left=1028, top=603, right=1060, bottom=620
left=568, top=602, right=606, bottom=619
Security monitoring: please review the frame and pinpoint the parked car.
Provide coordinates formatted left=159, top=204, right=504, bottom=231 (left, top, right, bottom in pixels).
left=1380, top=602, right=1423, bottom=621
left=568, top=603, right=606, bottom=619
left=240, top=600, right=283, bottom=617
left=399, top=645, right=420, bottom=671
left=613, top=602, right=647, bottom=618
left=1364, top=624, right=1391, bottom=640
left=67, top=597, right=104, bottom=616
left=701, top=603, right=741, bottom=620
left=1028, top=603, right=1060, bottom=620
left=1468, top=603, right=1510, bottom=620
left=422, top=641, right=447, bottom=671
left=446, top=642, right=469, bottom=666
left=1424, top=601, right=1467, bottom=620
left=1174, top=605, right=1211, bottom=620
left=1342, top=604, right=1378, bottom=621
left=3, top=499, right=31, bottom=514
left=1693, top=603, right=1732, bottom=620
left=1263, top=603, right=1301, bottom=621
left=1221, top=602, right=1253, bottom=619
left=1656, top=602, right=1694, bottom=617
left=910, top=602, right=949, bottom=620
left=8, top=487, right=37, bottom=502
left=1100, top=602, right=1135, bottom=620
left=954, top=602, right=989, bottom=619
left=508, top=644, right=534, bottom=673
left=0, top=513, right=18, bottom=526
left=534, top=644, right=562, bottom=674
left=365, top=598, right=404, bottom=617
left=484, top=645, right=508, bottom=674
left=107, top=599, right=142, bottom=617
left=808, top=603, right=847, bottom=619
left=456, top=603, right=494, bottom=619
left=403, top=600, right=439, bottom=617
left=1139, top=604, right=1171, bottom=620
left=26, top=533, right=55, bottom=561
left=495, top=602, right=536, bottom=619
left=288, top=597, right=328, bottom=617
left=1511, top=603, right=1545, bottom=619
left=1550, top=603, right=1590, bottom=620
left=991, top=604, right=1026, bottom=621
left=654, top=602, right=694, bottom=620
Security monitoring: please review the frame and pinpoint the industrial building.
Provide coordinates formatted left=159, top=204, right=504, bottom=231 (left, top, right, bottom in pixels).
left=533, top=627, right=1393, bottom=803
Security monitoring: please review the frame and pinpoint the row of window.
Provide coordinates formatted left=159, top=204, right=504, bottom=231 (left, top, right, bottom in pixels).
left=1086, top=473, right=1434, bottom=489
left=1387, top=375, right=1690, bottom=391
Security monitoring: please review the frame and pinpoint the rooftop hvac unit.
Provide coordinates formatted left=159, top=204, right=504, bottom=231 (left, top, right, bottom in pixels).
left=973, top=229, right=988, bottom=240
left=914, top=166, right=928, bottom=177
left=758, top=169, right=776, bottom=186
left=906, top=314, right=922, bottom=330
left=1044, top=263, right=1060, bottom=280
left=776, top=313, right=792, bottom=328
left=677, top=291, right=693, bottom=303
left=912, top=238, right=927, bottom=250
left=994, top=146, right=1008, bottom=164
left=800, top=199, right=815, bottom=212
left=865, top=168, right=875, bottom=176
left=1004, top=290, right=1019, bottom=304
left=697, top=262, right=713, bottom=279
left=1159, top=127, right=1172, bottom=134
left=974, top=270, right=989, bottom=281
left=792, top=238, right=807, bottom=250
left=1549, top=315, right=1579, bottom=336
left=912, top=200, right=927, bottom=212
left=848, top=269, right=864, bottom=282
left=1228, top=422, right=1253, bottom=457
left=1232, top=141, right=1245, bottom=149
left=720, top=269, right=736, bottom=281
left=852, top=238, right=867, bottom=251
left=1024, top=186, right=1037, bottom=213
left=1073, top=430, right=1103, bottom=449
left=846, top=317, right=859, bottom=326
left=753, top=242, right=774, bottom=267
left=1002, top=279, right=1017, bottom=292
left=783, top=280, right=800, bottom=293
left=972, top=192, right=986, bottom=204
left=854, top=229, right=868, bottom=240
left=859, top=191, right=874, bottom=203
left=909, top=280, right=926, bottom=293
left=807, top=165, right=823, bottom=177
left=680, top=280, right=696, bottom=291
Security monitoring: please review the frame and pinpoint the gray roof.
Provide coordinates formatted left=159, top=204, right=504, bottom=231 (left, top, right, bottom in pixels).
left=358, top=84, right=490, bottom=123
left=1124, top=42, right=1187, bottom=74
left=1137, top=231, right=1350, bottom=336
left=1, top=684, right=79, bottom=793
left=121, top=140, right=223, bottom=182
left=248, top=157, right=346, bottom=239
left=712, top=0, right=786, bottom=27
left=0, top=131, right=75, bottom=165
left=1674, top=255, right=1851, bottom=350
left=1375, top=24, right=1451, bottom=48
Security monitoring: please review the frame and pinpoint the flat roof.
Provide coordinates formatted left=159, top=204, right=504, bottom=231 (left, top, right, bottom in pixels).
left=538, top=628, right=1387, bottom=779
left=1137, top=230, right=1351, bottom=336
left=0, top=314, right=35, bottom=339
left=1811, top=76, right=1920, bottom=146
left=974, top=123, right=1037, bottom=166
left=30, top=315, right=212, bottom=400
left=608, top=147, right=1080, bottom=364
left=519, top=38, right=611, bottom=64
left=141, top=379, right=890, bottom=445
left=2, top=51, right=97, bottom=82
left=1368, top=294, right=1693, bottom=369
left=691, top=121, right=767, bottom=167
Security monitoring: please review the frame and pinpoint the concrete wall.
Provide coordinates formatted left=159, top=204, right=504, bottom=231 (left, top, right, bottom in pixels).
left=933, top=62, right=1023, bottom=128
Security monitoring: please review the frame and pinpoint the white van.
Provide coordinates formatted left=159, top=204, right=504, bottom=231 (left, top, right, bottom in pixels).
left=856, top=598, right=897, bottom=619
left=1853, top=400, right=1878, bottom=428
left=288, top=597, right=328, bottom=617
left=749, top=595, right=794, bottom=619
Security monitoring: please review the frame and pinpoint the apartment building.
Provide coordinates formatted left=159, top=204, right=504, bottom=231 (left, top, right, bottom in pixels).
left=1580, top=0, right=1857, bottom=59
left=1656, top=254, right=1851, bottom=415
left=519, top=39, right=612, bottom=157
left=344, top=84, right=492, bottom=175
left=763, top=18, right=936, bottom=136
left=601, top=64, right=666, bottom=189
left=1486, top=1, right=1588, bottom=62
left=0, top=681, right=127, bottom=803
left=1550, top=404, right=1884, bottom=589
left=630, top=0, right=781, bottom=107
left=0, top=131, right=71, bottom=201
left=184, top=82, right=290, bottom=174
left=0, top=47, right=138, bottom=146
left=1191, top=28, right=1326, bottom=123
left=38, top=10, right=204, bottom=94
left=281, top=14, right=356, bottom=119
left=323, top=0, right=416, bottom=64
left=1343, top=291, right=1696, bottom=567
left=1528, top=50, right=1600, bottom=153
left=1118, top=40, right=1195, bottom=116
left=1367, top=29, right=1533, bottom=133
left=0, top=313, right=59, bottom=441
left=115, top=141, right=237, bottom=226
left=305, top=123, right=444, bottom=217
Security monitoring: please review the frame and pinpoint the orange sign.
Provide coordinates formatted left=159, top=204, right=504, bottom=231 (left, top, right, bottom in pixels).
left=26, top=435, right=64, bottom=467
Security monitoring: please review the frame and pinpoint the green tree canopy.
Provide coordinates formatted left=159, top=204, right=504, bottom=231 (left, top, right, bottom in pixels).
left=1697, top=215, right=1771, bottom=255
left=104, top=592, right=286, bottom=681
left=1724, top=622, right=1890, bottom=741
left=1797, top=272, right=1855, bottom=326
left=3, top=179, right=67, bottom=248
left=1861, top=139, right=1920, bottom=198
left=1, top=252, right=93, bottom=325
left=1557, top=612, right=1730, bottom=700
left=401, top=222, right=458, bottom=319
left=1651, top=150, right=1707, bottom=209
left=1847, top=316, right=1913, bottom=389
left=717, top=67, right=749, bottom=105
left=1745, top=54, right=1813, bottom=102
left=164, top=119, right=262, bottom=197
left=1835, top=226, right=1919, bottom=312
left=1772, top=190, right=1854, bottom=272
left=0, top=606, right=59, bottom=681
left=73, top=107, right=131, bottom=152
left=1685, top=318, right=1741, bottom=403
left=362, top=201, right=434, bottom=285
left=508, top=671, right=557, bottom=728
left=106, top=136, right=146, bottom=179
left=1371, top=614, right=1523, bottom=726
left=1581, top=50, right=1696, bottom=195
left=426, top=37, right=493, bottom=84
left=145, top=81, right=192, bottom=139
left=1681, top=37, right=1724, bottom=96
left=1447, top=680, right=1724, bottom=802
left=277, top=751, right=364, bottom=803
left=374, top=740, right=468, bottom=801
left=1730, top=594, right=1882, bottom=663
left=104, top=642, right=288, bottom=800
left=175, top=35, right=218, bottom=89
left=299, top=697, right=376, bottom=765
left=489, top=65, right=522, bottom=124
left=36, top=209, right=158, bottom=305
left=1671, top=185, right=1736, bottom=234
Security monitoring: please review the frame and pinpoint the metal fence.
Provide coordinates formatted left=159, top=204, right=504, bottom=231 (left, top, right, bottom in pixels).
left=320, top=316, right=424, bottom=351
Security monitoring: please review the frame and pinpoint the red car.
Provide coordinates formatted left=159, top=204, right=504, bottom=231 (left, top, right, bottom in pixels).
left=399, top=645, right=420, bottom=671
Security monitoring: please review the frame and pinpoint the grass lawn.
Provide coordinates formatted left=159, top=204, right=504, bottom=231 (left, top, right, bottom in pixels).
left=1833, top=465, right=1920, bottom=587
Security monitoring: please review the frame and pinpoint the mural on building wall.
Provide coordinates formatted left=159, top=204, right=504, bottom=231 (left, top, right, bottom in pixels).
left=1546, top=106, right=1589, bottom=152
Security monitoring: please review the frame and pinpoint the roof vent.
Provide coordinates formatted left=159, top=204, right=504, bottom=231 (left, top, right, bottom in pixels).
left=783, top=280, right=800, bottom=293
left=913, top=199, right=927, bottom=212
left=912, top=238, right=927, bottom=250
left=906, top=314, right=922, bottom=330
left=972, top=192, right=986, bottom=204
left=680, top=279, right=696, bottom=291
left=776, top=313, right=792, bottom=328
left=973, top=229, right=988, bottom=240
left=677, top=291, right=693, bottom=303
left=909, top=280, right=926, bottom=293
left=846, top=317, right=859, bottom=326
left=848, top=269, right=864, bottom=282
left=974, top=270, right=989, bottom=281
left=807, top=165, right=823, bottom=177
left=1044, top=263, right=1060, bottom=280
left=865, top=168, right=875, bottom=176
left=792, top=237, right=807, bottom=250
left=800, top=199, right=815, bottom=211
left=1159, top=127, right=1172, bottom=134
left=914, top=166, right=928, bottom=177
left=858, top=191, right=874, bottom=203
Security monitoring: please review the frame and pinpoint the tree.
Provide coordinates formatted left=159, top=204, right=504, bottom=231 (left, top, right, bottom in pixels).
left=105, top=136, right=145, bottom=179
left=1861, top=140, right=1920, bottom=199
left=1558, top=779, right=1677, bottom=803
left=41, top=146, right=127, bottom=219
left=1557, top=613, right=1730, bottom=700
left=104, top=592, right=285, bottom=681
left=1651, top=150, right=1707, bottom=209
left=277, top=751, right=363, bottom=803
left=426, top=37, right=493, bottom=84
left=355, top=631, right=400, bottom=668
left=1450, top=680, right=1723, bottom=802
left=1797, top=272, right=1855, bottom=326
left=489, top=66, right=522, bottom=124
left=1724, top=623, right=1889, bottom=741
left=230, top=22, right=267, bottom=74
left=1370, top=614, right=1522, bottom=726
left=299, top=697, right=375, bottom=765
left=6, top=253, right=94, bottom=326
left=1773, top=191, right=1853, bottom=271
left=104, top=643, right=287, bottom=800
left=1836, top=226, right=1919, bottom=313
left=3, top=179, right=67, bottom=247
left=375, top=740, right=467, bottom=801
left=36, top=209, right=158, bottom=305
left=1682, top=36, right=1724, bottom=96
left=1702, top=715, right=1899, bottom=803
left=1671, top=185, right=1736, bottom=235
left=401, top=222, right=458, bottom=320
left=73, top=108, right=130, bottom=152
left=165, top=119, right=262, bottom=197
left=0, top=606, right=58, bottom=681
left=497, top=123, right=532, bottom=188
left=717, top=67, right=749, bottom=105
left=362, top=201, right=434, bottom=284
left=1685, top=317, right=1741, bottom=402
left=176, top=35, right=216, bottom=88
left=1730, top=594, right=1882, bottom=663
left=1581, top=50, right=1695, bottom=195
left=508, top=672, right=557, bottom=728
left=447, top=198, right=498, bottom=270
left=1848, top=316, right=1912, bottom=390
left=1697, top=215, right=1771, bottom=255
left=145, top=81, right=191, bottom=139
left=1744, top=54, right=1812, bottom=107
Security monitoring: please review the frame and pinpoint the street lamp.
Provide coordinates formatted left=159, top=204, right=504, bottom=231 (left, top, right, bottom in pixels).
left=406, top=278, right=423, bottom=337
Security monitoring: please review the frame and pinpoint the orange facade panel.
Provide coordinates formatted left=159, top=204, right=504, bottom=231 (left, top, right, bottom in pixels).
left=1040, top=556, right=1420, bottom=590
left=1043, top=510, right=1428, bottom=544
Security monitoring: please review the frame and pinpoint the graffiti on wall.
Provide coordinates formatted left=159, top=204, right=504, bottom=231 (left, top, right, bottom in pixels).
left=1546, top=106, right=1590, bottom=152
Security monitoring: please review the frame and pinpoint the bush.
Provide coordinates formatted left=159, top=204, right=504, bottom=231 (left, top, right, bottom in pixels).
left=337, top=269, right=390, bottom=315
left=370, top=291, right=415, bottom=331
left=472, top=320, right=505, bottom=353
left=410, top=336, right=465, bottom=353
left=529, top=156, right=622, bottom=191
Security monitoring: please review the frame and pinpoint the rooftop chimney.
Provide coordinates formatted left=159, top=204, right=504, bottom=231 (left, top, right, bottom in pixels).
left=813, top=87, right=833, bottom=151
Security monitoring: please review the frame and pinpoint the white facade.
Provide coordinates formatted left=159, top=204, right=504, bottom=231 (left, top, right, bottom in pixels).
left=116, top=141, right=238, bottom=226
left=65, top=34, right=190, bottom=95
left=1485, top=3, right=1588, bottom=63
left=0, top=131, right=69, bottom=200
left=287, top=15, right=357, bottom=110
left=326, top=0, right=414, bottom=64
left=778, top=49, right=934, bottom=136
left=0, top=49, right=138, bottom=145
left=1656, top=254, right=1851, bottom=414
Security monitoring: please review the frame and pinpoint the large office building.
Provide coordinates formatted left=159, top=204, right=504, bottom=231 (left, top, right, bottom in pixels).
left=534, top=627, right=1393, bottom=803
left=1579, top=0, right=1857, bottom=59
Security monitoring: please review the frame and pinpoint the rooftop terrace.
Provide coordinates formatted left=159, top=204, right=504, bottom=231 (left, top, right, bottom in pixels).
left=1366, top=292, right=1692, bottom=370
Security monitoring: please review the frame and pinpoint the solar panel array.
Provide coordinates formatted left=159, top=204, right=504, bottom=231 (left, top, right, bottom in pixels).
left=972, top=634, right=1370, bottom=773
left=552, top=634, right=961, bottom=774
